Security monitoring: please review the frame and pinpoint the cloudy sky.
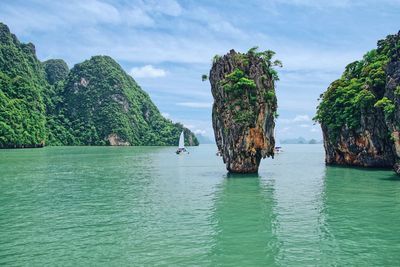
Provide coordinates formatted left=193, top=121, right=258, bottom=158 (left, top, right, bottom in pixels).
left=1, top=0, right=399, bottom=141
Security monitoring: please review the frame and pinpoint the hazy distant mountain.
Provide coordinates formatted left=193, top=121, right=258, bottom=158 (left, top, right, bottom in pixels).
left=196, top=134, right=215, bottom=144
left=280, top=137, right=322, bottom=144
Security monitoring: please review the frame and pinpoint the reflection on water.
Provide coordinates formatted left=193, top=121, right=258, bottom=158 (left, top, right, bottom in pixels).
left=210, top=173, right=279, bottom=265
left=321, top=166, right=400, bottom=266
left=264, top=144, right=328, bottom=266
left=1, top=145, right=400, bottom=265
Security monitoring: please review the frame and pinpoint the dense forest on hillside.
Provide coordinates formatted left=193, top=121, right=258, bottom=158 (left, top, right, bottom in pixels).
left=0, top=23, right=198, bottom=148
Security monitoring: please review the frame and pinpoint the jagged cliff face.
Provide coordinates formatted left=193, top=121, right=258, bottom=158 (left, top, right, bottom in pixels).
left=316, top=31, right=400, bottom=172
left=321, top=113, right=395, bottom=168
left=210, top=49, right=279, bottom=173
left=382, top=32, right=400, bottom=172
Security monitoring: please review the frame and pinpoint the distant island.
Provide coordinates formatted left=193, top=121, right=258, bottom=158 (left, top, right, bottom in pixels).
left=280, top=137, right=323, bottom=144
left=195, top=134, right=215, bottom=144
left=0, top=23, right=198, bottom=148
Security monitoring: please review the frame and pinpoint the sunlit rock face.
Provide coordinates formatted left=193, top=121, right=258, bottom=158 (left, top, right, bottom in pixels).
left=210, top=49, right=279, bottom=173
left=317, top=31, right=400, bottom=173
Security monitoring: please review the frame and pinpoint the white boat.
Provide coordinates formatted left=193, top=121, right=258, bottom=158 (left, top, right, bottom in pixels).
left=274, top=146, right=283, bottom=153
left=274, top=136, right=283, bottom=153
left=176, top=131, right=189, bottom=154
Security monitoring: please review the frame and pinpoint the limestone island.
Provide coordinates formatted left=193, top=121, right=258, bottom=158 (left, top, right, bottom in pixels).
left=208, top=47, right=281, bottom=173
left=315, top=31, right=400, bottom=174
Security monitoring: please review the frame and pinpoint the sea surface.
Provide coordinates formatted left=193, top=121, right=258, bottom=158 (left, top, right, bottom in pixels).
left=1, top=144, right=400, bottom=266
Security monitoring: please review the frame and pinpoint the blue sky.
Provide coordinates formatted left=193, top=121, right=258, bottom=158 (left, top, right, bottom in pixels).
left=1, top=0, right=399, bottom=141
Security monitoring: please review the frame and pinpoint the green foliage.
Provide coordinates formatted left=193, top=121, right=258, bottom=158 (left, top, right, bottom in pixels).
left=220, top=69, right=257, bottom=125
left=234, top=110, right=256, bottom=124
left=264, top=91, right=276, bottom=104
left=374, top=97, right=395, bottom=119
left=213, top=48, right=281, bottom=127
left=212, top=54, right=221, bottom=64
left=246, top=48, right=282, bottom=81
left=247, top=46, right=259, bottom=56
left=315, top=33, right=399, bottom=139
left=0, top=23, right=47, bottom=148
left=42, top=59, right=69, bottom=85
left=273, top=60, right=283, bottom=68
left=201, top=74, right=208, bottom=81
left=222, top=69, right=256, bottom=98
left=354, top=89, right=376, bottom=108
left=395, top=85, right=400, bottom=96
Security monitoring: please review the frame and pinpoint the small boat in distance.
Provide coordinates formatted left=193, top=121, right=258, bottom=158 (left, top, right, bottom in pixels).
left=176, top=131, right=189, bottom=154
left=274, top=137, right=283, bottom=154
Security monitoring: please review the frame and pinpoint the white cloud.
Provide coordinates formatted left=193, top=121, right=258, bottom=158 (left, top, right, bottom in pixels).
left=279, top=127, right=291, bottom=133
left=145, top=0, right=182, bottom=16
left=271, top=0, right=352, bottom=8
left=190, top=8, right=243, bottom=36
left=177, top=102, right=212, bottom=108
left=279, top=115, right=312, bottom=124
left=130, top=65, right=166, bottom=78
left=299, top=124, right=310, bottom=128
left=293, top=115, right=311, bottom=122
left=184, top=124, right=195, bottom=129
left=194, top=129, right=206, bottom=135
left=175, top=119, right=214, bottom=139
left=122, top=7, right=154, bottom=27
left=79, top=0, right=120, bottom=23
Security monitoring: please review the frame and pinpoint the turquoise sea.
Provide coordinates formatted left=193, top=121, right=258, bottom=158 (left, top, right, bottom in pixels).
left=1, top=144, right=400, bottom=266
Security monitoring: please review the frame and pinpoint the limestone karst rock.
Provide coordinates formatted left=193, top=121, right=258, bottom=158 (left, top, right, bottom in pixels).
left=209, top=48, right=280, bottom=173
left=315, top=31, right=400, bottom=173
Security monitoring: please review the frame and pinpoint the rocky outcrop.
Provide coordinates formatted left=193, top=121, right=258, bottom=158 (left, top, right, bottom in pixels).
left=210, top=49, right=280, bottom=173
left=382, top=32, right=400, bottom=173
left=316, top=31, right=400, bottom=173
left=108, top=134, right=130, bottom=146
left=321, top=117, right=395, bottom=168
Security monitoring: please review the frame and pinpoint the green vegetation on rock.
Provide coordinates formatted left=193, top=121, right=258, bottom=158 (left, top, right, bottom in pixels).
left=216, top=48, right=281, bottom=126
left=210, top=48, right=280, bottom=173
left=315, top=30, right=400, bottom=172
left=0, top=23, right=47, bottom=148
left=374, top=97, right=395, bottom=119
left=314, top=35, right=398, bottom=139
left=42, top=59, right=69, bottom=85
